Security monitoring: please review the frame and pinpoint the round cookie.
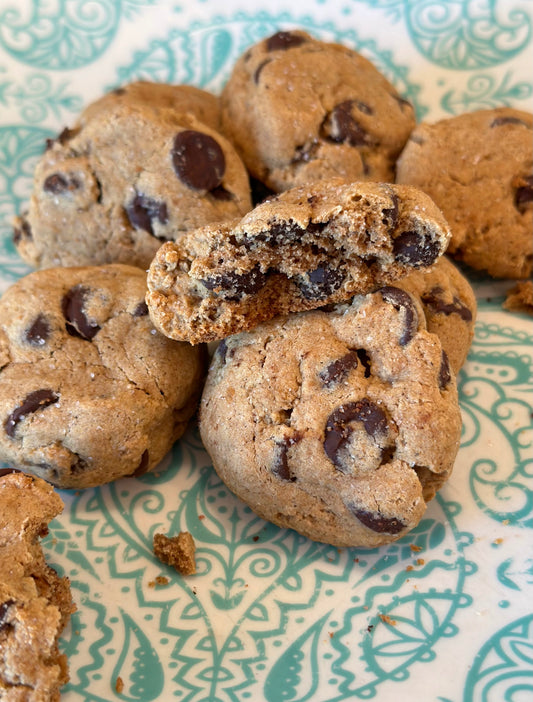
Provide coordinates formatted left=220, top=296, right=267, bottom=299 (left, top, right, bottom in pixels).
left=220, top=29, right=416, bottom=192
left=13, top=102, right=252, bottom=270
left=0, top=264, right=206, bottom=488
left=200, top=287, right=462, bottom=548
left=0, top=471, right=75, bottom=700
left=77, top=80, right=220, bottom=131
left=396, top=256, right=477, bottom=373
left=396, top=107, right=533, bottom=279
left=147, top=179, right=451, bottom=344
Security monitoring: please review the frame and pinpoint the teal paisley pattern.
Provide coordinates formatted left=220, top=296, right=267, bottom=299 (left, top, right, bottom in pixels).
left=0, top=3, right=531, bottom=701
left=354, top=0, right=532, bottom=69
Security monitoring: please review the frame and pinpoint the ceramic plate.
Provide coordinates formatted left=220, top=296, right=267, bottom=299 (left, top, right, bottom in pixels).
left=0, top=1, right=532, bottom=700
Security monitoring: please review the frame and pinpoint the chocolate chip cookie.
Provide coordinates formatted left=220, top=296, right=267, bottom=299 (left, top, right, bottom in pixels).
left=78, top=80, right=220, bottom=131
left=0, top=264, right=206, bottom=488
left=147, top=179, right=451, bottom=344
left=397, top=256, right=476, bottom=373
left=200, top=286, right=461, bottom=548
left=396, top=107, right=533, bottom=279
left=220, top=29, right=416, bottom=192
left=0, top=471, right=75, bottom=700
left=13, top=102, right=252, bottom=270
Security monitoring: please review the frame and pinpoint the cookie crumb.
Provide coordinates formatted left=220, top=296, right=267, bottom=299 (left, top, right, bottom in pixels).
left=503, top=280, right=533, bottom=315
left=153, top=531, right=196, bottom=575
left=115, top=677, right=124, bottom=694
left=410, top=544, right=423, bottom=552
left=379, top=614, right=397, bottom=626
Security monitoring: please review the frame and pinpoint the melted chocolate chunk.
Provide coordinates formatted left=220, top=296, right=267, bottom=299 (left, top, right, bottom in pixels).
left=130, top=449, right=150, bottom=477
left=421, top=286, right=473, bottom=322
left=45, top=126, right=79, bottom=150
left=209, top=185, right=233, bottom=201
left=393, top=230, right=440, bottom=268
left=514, top=175, right=533, bottom=213
left=132, top=301, right=149, bottom=317
left=202, top=264, right=266, bottom=300
left=298, top=264, right=344, bottom=300
left=439, top=350, right=452, bottom=389
left=322, top=101, right=376, bottom=147
left=125, top=193, right=169, bottom=236
left=43, top=173, right=80, bottom=194
left=382, top=191, right=399, bottom=229
left=379, top=286, right=418, bottom=345
left=62, top=285, right=100, bottom=340
left=266, top=31, right=306, bottom=52
left=347, top=505, right=406, bottom=534
left=490, top=116, right=531, bottom=128
left=319, top=351, right=359, bottom=387
left=0, top=468, right=20, bottom=477
left=324, top=399, right=388, bottom=467
left=13, top=218, right=32, bottom=246
left=172, top=130, right=225, bottom=191
left=24, top=314, right=51, bottom=346
left=5, top=389, right=59, bottom=438
left=272, top=440, right=296, bottom=482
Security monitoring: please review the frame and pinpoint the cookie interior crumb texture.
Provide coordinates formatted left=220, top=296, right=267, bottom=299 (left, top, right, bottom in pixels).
left=153, top=532, right=197, bottom=575
left=0, top=472, right=75, bottom=701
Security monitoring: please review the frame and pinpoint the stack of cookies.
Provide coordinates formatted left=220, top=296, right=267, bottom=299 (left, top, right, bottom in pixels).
left=3, top=29, right=532, bottom=546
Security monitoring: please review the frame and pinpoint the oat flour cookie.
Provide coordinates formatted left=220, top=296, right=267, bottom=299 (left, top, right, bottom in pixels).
left=221, top=30, right=416, bottom=192
left=14, top=102, right=252, bottom=270
left=0, top=471, right=75, bottom=701
left=200, top=287, right=462, bottom=548
left=396, top=107, right=533, bottom=279
left=147, top=179, right=451, bottom=344
left=397, top=256, right=476, bottom=373
left=78, top=80, right=220, bottom=131
left=0, top=264, right=205, bottom=488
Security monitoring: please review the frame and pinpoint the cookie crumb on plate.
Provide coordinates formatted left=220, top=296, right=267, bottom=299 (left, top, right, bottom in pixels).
left=153, top=532, right=196, bottom=575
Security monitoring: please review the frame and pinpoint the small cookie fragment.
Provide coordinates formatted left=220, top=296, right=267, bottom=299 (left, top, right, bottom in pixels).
left=503, top=280, right=533, bottom=315
left=221, top=29, right=415, bottom=191
left=14, top=100, right=251, bottom=270
left=0, top=471, right=75, bottom=701
left=0, top=264, right=206, bottom=488
left=200, top=288, right=462, bottom=548
left=153, top=532, right=196, bottom=575
left=147, top=179, right=451, bottom=344
left=396, top=107, right=533, bottom=279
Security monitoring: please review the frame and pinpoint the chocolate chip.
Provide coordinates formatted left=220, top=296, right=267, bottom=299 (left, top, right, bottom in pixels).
left=13, top=217, right=32, bottom=246
left=272, top=440, right=296, bottom=482
left=292, top=140, right=320, bottom=165
left=24, top=314, right=50, bottom=346
left=125, top=193, right=168, bottom=236
left=254, top=58, right=272, bottom=83
left=172, top=130, right=225, bottom=191
left=356, top=348, right=372, bottom=377
left=379, top=286, right=418, bottom=345
left=382, top=191, right=399, bottom=229
left=297, top=264, right=344, bottom=300
left=319, top=351, right=359, bottom=387
left=251, top=220, right=308, bottom=247
left=201, top=264, right=266, bottom=300
left=0, top=468, right=20, bottom=477
left=130, top=449, right=150, bottom=477
left=346, top=505, right=406, bottom=534
left=112, top=87, right=126, bottom=96
left=132, top=301, right=149, bottom=317
left=62, top=285, right=100, bottom=340
left=393, top=230, right=440, bottom=268
left=439, top=350, right=452, bottom=389
left=43, top=173, right=80, bottom=194
left=45, top=126, right=78, bottom=150
left=322, top=101, right=376, bottom=147
left=514, top=175, right=533, bottom=213
left=324, top=399, right=388, bottom=467
left=421, top=286, right=473, bottom=322
left=490, top=116, right=531, bottom=128
left=266, top=31, right=306, bottom=52
left=5, top=389, right=59, bottom=438
left=209, top=185, right=233, bottom=201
